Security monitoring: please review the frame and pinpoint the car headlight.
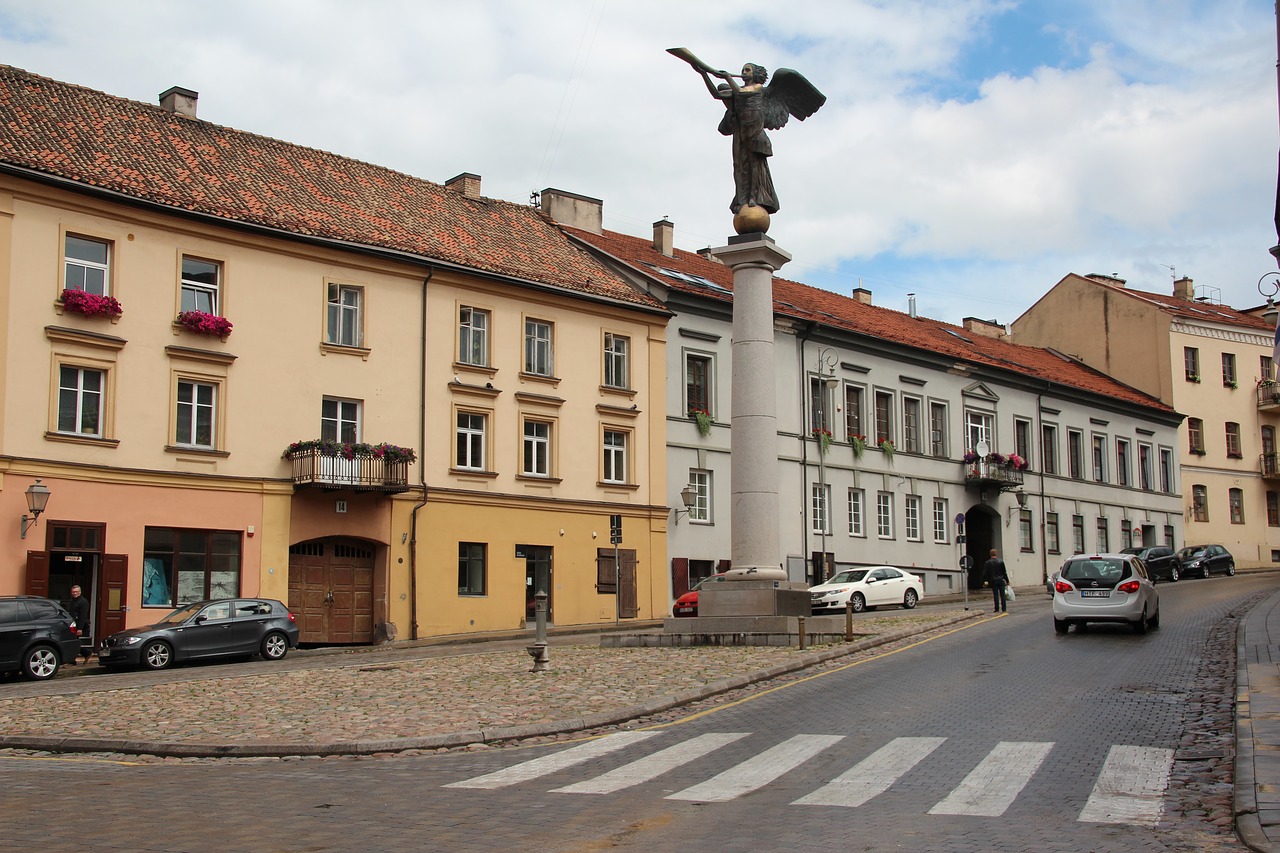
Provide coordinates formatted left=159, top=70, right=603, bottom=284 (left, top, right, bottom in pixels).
left=123, top=636, right=143, bottom=645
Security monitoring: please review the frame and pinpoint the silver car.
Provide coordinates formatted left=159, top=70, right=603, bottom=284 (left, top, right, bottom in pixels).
left=1051, top=553, right=1160, bottom=635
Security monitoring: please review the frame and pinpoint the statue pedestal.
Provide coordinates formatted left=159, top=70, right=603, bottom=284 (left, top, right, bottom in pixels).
left=699, top=580, right=808, bottom=617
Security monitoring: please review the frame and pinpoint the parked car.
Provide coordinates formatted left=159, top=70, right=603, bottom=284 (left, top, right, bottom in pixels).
left=672, top=573, right=728, bottom=617
left=0, top=596, right=81, bottom=680
left=99, top=598, right=299, bottom=670
left=1052, top=553, right=1160, bottom=634
left=810, top=566, right=923, bottom=614
left=1176, top=544, right=1235, bottom=579
left=1120, top=546, right=1181, bottom=582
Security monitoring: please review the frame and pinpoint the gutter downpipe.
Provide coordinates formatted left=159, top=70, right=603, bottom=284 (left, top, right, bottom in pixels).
left=798, top=322, right=817, bottom=583
left=1036, top=386, right=1049, bottom=590
left=408, top=267, right=434, bottom=640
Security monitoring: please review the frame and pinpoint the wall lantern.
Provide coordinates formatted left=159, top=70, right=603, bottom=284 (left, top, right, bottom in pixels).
left=20, top=479, right=51, bottom=540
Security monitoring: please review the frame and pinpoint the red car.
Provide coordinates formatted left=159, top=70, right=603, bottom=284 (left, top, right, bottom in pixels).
left=672, top=573, right=728, bottom=617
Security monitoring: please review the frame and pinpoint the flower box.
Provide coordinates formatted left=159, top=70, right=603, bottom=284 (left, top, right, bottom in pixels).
left=284, top=440, right=416, bottom=492
left=61, top=288, right=122, bottom=319
left=176, top=310, right=233, bottom=338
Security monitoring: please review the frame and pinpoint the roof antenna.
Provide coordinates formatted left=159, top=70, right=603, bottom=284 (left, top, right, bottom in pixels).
left=1160, top=264, right=1176, bottom=281
left=529, top=190, right=541, bottom=208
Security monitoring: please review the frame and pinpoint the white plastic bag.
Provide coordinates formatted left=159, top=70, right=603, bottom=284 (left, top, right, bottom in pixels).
left=1006, top=584, right=1016, bottom=602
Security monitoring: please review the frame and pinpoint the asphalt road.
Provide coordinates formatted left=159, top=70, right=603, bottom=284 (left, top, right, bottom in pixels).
left=1, top=573, right=1270, bottom=853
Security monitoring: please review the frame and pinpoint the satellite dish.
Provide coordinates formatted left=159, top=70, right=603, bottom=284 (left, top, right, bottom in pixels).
left=976, top=440, right=990, bottom=457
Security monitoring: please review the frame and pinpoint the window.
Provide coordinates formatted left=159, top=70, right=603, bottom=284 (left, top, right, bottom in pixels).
left=181, top=256, right=221, bottom=315
left=458, top=543, right=487, bottom=595
left=1159, top=448, right=1174, bottom=493
left=1263, top=355, right=1274, bottom=382
left=142, top=528, right=240, bottom=607
left=1164, top=525, right=1175, bottom=548
left=965, top=411, right=993, bottom=452
left=845, top=386, right=864, bottom=442
left=1229, top=488, right=1245, bottom=524
left=1192, top=484, right=1208, bottom=522
left=929, top=402, right=947, bottom=457
left=1115, top=439, right=1130, bottom=487
left=1046, top=512, right=1060, bottom=554
left=932, top=498, right=948, bottom=543
left=175, top=380, right=216, bottom=448
left=876, top=492, right=893, bottom=538
left=603, top=429, right=628, bottom=483
left=686, top=353, right=712, bottom=416
left=848, top=489, right=865, bottom=536
left=1187, top=418, right=1205, bottom=454
left=902, top=397, right=922, bottom=453
left=1268, top=491, right=1279, bottom=527
left=904, top=495, right=922, bottom=541
left=1222, top=353, right=1237, bottom=387
left=64, top=234, right=111, bottom=296
left=874, top=391, right=894, bottom=445
left=522, top=419, right=551, bottom=477
left=1091, top=434, right=1107, bottom=483
left=459, top=306, right=489, bottom=366
left=1019, top=510, right=1033, bottom=552
left=1184, top=346, right=1200, bottom=381
left=321, top=398, right=360, bottom=443
left=810, top=376, right=837, bottom=432
left=1041, top=424, right=1058, bottom=475
left=1120, top=518, right=1132, bottom=549
left=688, top=469, right=711, bottom=523
left=603, top=333, right=629, bottom=389
left=456, top=412, right=487, bottom=470
left=525, top=318, right=554, bottom=376
left=326, top=284, right=362, bottom=348
left=1095, top=517, right=1109, bottom=553
left=1225, top=422, right=1242, bottom=458
left=1138, top=443, right=1153, bottom=490
left=1072, top=515, right=1085, bottom=554
left=812, top=484, right=831, bottom=534
left=1265, top=425, right=1276, bottom=457
left=1068, top=430, right=1084, bottom=478
left=57, top=365, right=104, bottom=436
left=1014, top=418, right=1031, bottom=465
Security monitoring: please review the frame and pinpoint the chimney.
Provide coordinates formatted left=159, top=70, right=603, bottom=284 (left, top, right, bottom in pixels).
left=445, top=173, right=482, bottom=200
left=963, top=317, right=1007, bottom=339
left=538, top=188, right=603, bottom=235
left=653, top=219, right=674, bottom=257
left=852, top=287, right=872, bottom=305
left=696, top=247, right=723, bottom=265
left=908, top=293, right=917, bottom=318
left=158, top=86, right=198, bottom=118
left=1173, top=276, right=1195, bottom=301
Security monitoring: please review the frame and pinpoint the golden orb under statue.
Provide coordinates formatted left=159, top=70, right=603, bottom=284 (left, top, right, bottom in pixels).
left=733, top=204, right=771, bottom=235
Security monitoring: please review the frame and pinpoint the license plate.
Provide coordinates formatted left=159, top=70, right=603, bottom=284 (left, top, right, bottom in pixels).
left=1079, top=589, right=1110, bottom=598
left=675, top=607, right=693, bottom=615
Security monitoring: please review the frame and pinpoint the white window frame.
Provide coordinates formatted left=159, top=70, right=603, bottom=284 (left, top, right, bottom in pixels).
left=1019, top=510, right=1034, bottom=552
left=459, top=306, right=489, bottom=366
left=1092, top=433, right=1108, bottom=483
left=456, top=411, right=487, bottom=471
left=1096, top=516, right=1109, bottom=552
left=1115, top=438, right=1130, bottom=487
left=1138, top=443, right=1153, bottom=491
left=904, top=495, right=922, bottom=541
left=688, top=469, right=711, bottom=523
left=902, top=396, right=922, bottom=454
left=1159, top=447, right=1174, bottom=493
left=57, top=365, right=104, bottom=436
left=812, top=484, right=831, bottom=535
left=932, top=498, right=948, bottom=543
left=876, top=492, right=894, bottom=539
left=524, top=318, right=554, bottom=376
left=522, top=419, right=551, bottom=477
left=321, top=397, right=361, bottom=444
left=965, top=410, right=993, bottom=452
left=181, top=256, right=221, bottom=315
left=1046, top=512, right=1060, bottom=554
left=64, top=234, right=111, bottom=296
left=603, top=429, right=628, bottom=484
left=327, top=283, right=362, bottom=348
left=604, top=333, right=629, bottom=389
left=175, top=379, right=217, bottom=449
left=929, top=401, right=947, bottom=458
left=848, top=488, right=865, bottom=537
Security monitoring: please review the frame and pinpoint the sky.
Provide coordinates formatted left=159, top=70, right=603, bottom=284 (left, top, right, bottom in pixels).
left=1, top=0, right=1277, bottom=326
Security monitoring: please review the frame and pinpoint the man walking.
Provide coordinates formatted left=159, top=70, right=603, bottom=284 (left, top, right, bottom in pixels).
left=983, top=549, right=1009, bottom=613
left=68, top=584, right=91, bottom=664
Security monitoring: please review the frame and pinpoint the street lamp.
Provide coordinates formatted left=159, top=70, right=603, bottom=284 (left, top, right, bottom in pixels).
left=672, top=483, right=698, bottom=524
left=814, top=347, right=839, bottom=582
left=20, top=479, right=51, bottom=540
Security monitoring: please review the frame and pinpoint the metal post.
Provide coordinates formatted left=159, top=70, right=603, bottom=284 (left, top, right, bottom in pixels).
left=798, top=615, right=807, bottom=650
left=614, top=540, right=620, bottom=625
left=845, top=600, right=854, bottom=642
left=526, top=589, right=550, bottom=672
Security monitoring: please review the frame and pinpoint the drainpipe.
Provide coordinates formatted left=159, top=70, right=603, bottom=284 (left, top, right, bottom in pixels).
left=1035, top=386, right=1048, bottom=589
left=408, top=267, right=434, bottom=639
left=797, top=322, right=817, bottom=582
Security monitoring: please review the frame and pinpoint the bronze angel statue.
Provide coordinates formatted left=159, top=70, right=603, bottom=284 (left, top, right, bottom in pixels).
left=669, top=48, right=826, bottom=232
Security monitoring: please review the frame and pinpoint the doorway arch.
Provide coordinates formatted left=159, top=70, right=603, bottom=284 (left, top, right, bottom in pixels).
left=964, top=503, right=1001, bottom=590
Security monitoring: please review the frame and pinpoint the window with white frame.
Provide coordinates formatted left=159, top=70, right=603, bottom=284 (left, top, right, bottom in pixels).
left=603, top=333, right=629, bottom=389
left=874, top=391, right=894, bottom=445
left=902, top=397, right=922, bottom=453
left=965, top=410, right=993, bottom=452
left=1120, top=518, right=1132, bottom=548
left=456, top=411, right=487, bottom=470
left=904, top=495, right=922, bottom=541
left=522, top=419, right=551, bottom=477
left=1159, top=448, right=1174, bottom=492
left=1226, top=422, right=1242, bottom=458
left=175, top=379, right=216, bottom=448
left=932, top=498, right=948, bottom=543
left=1138, top=443, right=1153, bottom=490
left=1091, top=434, right=1107, bottom=483
left=321, top=397, right=360, bottom=443
left=1096, top=517, right=1109, bottom=552
left=845, top=385, right=864, bottom=442
left=688, top=469, right=711, bottom=523
left=812, top=484, right=831, bottom=534
left=1019, top=510, right=1034, bottom=552
left=687, top=352, right=713, bottom=417
left=64, top=234, right=111, bottom=296
left=1192, top=484, right=1208, bottom=522
left=603, top=429, right=628, bottom=483
left=1223, top=352, right=1238, bottom=387
left=57, top=365, right=104, bottom=436
left=1072, top=515, right=1085, bottom=553
left=848, top=488, right=865, bottom=536
left=1184, top=346, right=1200, bottom=381
left=459, top=306, right=489, bottom=366
left=876, top=492, right=893, bottom=539
left=181, top=256, right=221, bottom=315
left=929, top=402, right=947, bottom=457
left=1115, top=438, right=1130, bottom=487
left=1187, top=418, right=1205, bottom=454
left=1046, top=512, right=1060, bottom=553
left=524, top=318, right=554, bottom=376
left=1230, top=488, right=1245, bottom=524
left=326, top=283, right=362, bottom=348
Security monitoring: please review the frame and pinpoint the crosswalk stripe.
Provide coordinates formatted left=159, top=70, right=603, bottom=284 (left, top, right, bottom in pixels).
left=1078, top=744, right=1174, bottom=826
left=666, top=734, right=845, bottom=803
left=928, top=741, right=1054, bottom=816
left=443, top=731, right=661, bottom=789
left=551, top=732, right=751, bottom=794
left=793, top=736, right=946, bottom=807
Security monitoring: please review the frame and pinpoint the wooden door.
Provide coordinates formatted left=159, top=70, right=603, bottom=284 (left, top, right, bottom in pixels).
left=287, top=539, right=374, bottom=644
left=99, top=554, right=128, bottom=637
left=24, top=552, right=49, bottom=598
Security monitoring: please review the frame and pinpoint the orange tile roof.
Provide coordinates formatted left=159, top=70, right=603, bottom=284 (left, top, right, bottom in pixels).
left=0, top=66, right=663, bottom=312
left=566, top=225, right=1176, bottom=416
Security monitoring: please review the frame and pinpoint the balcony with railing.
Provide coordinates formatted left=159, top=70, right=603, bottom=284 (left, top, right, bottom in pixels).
left=284, top=441, right=415, bottom=494
left=1262, top=452, right=1280, bottom=480
left=1258, top=382, right=1280, bottom=411
left=963, top=454, right=1026, bottom=490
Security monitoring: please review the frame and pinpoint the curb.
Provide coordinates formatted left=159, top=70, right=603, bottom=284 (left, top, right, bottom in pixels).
left=0, top=610, right=988, bottom=759
left=1237, top=594, right=1280, bottom=853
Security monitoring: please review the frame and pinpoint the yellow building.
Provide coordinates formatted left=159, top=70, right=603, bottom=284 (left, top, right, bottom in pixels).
left=0, top=67, right=669, bottom=646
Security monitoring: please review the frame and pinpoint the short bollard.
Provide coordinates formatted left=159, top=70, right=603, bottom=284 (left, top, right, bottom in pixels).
left=526, top=589, right=550, bottom=673
left=798, top=615, right=806, bottom=651
left=845, top=600, right=854, bottom=642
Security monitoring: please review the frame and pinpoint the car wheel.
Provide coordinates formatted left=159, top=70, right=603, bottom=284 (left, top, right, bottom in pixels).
left=903, top=589, right=919, bottom=609
left=261, top=632, right=289, bottom=661
left=1054, top=618, right=1069, bottom=635
left=21, top=645, right=59, bottom=680
left=1149, top=607, right=1160, bottom=630
left=1169, top=566, right=1179, bottom=582
left=141, top=640, right=173, bottom=670
left=1133, top=608, right=1148, bottom=634
left=1227, top=562, right=1236, bottom=576
left=850, top=593, right=866, bottom=613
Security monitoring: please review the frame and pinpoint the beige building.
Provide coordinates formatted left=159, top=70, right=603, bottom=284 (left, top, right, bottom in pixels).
left=0, top=66, right=670, bottom=647
left=1013, top=273, right=1279, bottom=567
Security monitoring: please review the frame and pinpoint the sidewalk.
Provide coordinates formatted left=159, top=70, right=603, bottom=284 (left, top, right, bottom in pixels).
left=1237, top=587, right=1280, bottom=852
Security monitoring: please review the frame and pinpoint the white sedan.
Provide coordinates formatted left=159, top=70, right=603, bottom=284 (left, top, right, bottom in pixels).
left=810, top=566, right=923, bottom=614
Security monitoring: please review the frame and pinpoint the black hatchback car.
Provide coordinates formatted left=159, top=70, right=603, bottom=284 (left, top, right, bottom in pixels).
left=0, top=596, right=82, bottom=680
left=1120, top=546, right=1181, bottom=582
left=1176, top=545, right=1236, bottom=579
left=99, top=598, right=299, bottom=670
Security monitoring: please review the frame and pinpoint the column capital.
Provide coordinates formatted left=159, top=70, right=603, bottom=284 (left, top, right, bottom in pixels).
left=709, top=235, right=792, bottom=272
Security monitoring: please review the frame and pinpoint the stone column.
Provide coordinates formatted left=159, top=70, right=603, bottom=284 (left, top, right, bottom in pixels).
left=710, top=234, right=791, bottom=581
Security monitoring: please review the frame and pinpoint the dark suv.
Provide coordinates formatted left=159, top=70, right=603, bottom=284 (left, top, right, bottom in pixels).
left=1120, top=546, right=1181, bottom=583
left=0, top=596, right=81, bottom=680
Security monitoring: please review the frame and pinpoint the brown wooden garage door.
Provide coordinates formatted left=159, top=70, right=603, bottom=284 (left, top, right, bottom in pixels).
left=287, top=538, right=375, bottom=644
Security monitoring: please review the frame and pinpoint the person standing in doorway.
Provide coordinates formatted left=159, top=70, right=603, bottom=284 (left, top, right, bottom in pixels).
left=983, top=549, right=1009, bottom=613
left=68, top=585, right=91, bottom=664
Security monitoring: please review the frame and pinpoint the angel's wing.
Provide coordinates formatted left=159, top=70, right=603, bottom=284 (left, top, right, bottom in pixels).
left=761, top=68, right=827, bottom=130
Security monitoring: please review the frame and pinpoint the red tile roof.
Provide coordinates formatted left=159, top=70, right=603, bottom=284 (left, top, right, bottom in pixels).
left=0, top=66, right=663, bottom=312
left=566, top=225, right=1176, bottom=415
